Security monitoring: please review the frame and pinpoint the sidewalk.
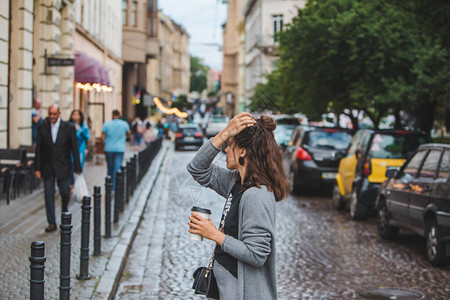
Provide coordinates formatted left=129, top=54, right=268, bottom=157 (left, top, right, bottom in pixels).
left=0, top=142, right=169, bottom=299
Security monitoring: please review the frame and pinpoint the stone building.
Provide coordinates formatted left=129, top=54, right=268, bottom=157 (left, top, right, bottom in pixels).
left=121, top=0, right=159, bottom=121
left=243, top=0, right=305, bottom=105
left=157, top=11, right=190, bottom=103
left=0, top=0, right=122, bottom=148
left=73, top=0, right=123, bottom=139
left=221, top=0, right=248, bottom=116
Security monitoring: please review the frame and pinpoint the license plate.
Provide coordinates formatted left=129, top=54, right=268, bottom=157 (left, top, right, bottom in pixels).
left=185, top=137, right=195, bottom=141
left=321, top=172, right=336, bottom=179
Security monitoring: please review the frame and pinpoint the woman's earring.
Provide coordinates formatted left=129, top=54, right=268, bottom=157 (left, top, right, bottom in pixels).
left=238, top=157, right=245, bottom=166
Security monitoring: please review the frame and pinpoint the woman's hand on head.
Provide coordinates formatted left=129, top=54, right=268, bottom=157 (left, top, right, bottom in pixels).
left=188, top=213, right=226, bottom=245
left=212, top=112, right=256, bottom=148
left=226, top=112, right=256, bottom=138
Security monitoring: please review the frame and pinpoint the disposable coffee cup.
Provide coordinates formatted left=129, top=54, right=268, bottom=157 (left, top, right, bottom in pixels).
left=190, top=207, right=211, bottom=241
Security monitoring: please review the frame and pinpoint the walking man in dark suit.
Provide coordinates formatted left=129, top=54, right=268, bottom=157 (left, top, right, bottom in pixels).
left=35, top=104, right=81, bottom=232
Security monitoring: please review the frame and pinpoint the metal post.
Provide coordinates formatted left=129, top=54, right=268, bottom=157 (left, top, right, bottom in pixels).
left=30, top=241, right=46, bottom=300
left=114, top=170, right=122, bottom=223
left=59, top=213, right=72, bottom=300
left=135, top=154, right=140, bottom=183
left=121, top=165, right=127, bottom=208
left=126, top=161, right=132, bottom=201
left=77, top=196, right=91, bottom=280
left=93, top=186, right=101, bottom=256
left=104, top=176, right=112, bottom=238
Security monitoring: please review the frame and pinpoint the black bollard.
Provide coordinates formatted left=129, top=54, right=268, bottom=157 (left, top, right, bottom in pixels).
left=104, top=176, right=112, bottom=238
left=114, top=170, right=122, bottom=223
left=77, top=196, right=91, bottom=280
left=60, top=212, right=72, bottom=300
left=126, top=161, right=132, bottom=201
left=30, top=241, right=46, bottom=300
left=93, top=186, right=101, bottom=256
left=121, top=165, right=127, bottom=209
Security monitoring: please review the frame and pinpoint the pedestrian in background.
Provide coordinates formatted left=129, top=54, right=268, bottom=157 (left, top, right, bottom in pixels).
left=69, top=109, right=90, bottom=170
left=69, top=109, right=90, bottom=189
left=35, top=104, right=81, bottom=232
left=31, top=98, right=43, bottom=144
left=130, top=117, right=143, bottom=146
left=188, top=112, right=289, bottom=299
left=143, top=122, right=156, bottom=145
left=102, top=110, right=130, bottom=190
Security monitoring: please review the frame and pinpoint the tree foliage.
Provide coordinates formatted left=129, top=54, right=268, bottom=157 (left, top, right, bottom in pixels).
left=190, top=56, right=208, bottom=93
left=254, top=0, right=450, bottom=132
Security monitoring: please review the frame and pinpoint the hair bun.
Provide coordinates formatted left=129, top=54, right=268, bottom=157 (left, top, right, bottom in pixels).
left=259, top=115, right=276, bottom=132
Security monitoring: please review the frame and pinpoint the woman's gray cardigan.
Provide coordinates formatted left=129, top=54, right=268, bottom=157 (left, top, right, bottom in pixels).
left=187, top=139, right=278, bottom=300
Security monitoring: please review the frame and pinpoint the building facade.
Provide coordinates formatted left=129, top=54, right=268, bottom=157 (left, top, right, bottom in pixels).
left=221, top=0, right=248, bottom=116
left=121, top=0, right=159, bottom=121
left=73, top=0, right=123, bottom=138
left=243, top=0, right=305, bottom=106
left=0, top=0, right=123, bottom=148
left=158, top=11, right=190, bottom=103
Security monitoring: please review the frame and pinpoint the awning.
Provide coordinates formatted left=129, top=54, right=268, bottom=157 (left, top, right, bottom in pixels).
left=75, top=51, right=110, bottom=86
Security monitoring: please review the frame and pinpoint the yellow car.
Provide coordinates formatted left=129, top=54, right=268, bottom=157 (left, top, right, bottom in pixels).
left=332, top=129, right=429, bottom=219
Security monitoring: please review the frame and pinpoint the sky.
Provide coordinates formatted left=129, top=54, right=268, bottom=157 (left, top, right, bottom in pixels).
left=159, top=0, right=228, bottom=70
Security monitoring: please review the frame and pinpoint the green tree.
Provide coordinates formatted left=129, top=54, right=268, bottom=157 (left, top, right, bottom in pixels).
left=190, top=56, right=208, bottom=93
left=256, top=0, right=450, bottom=131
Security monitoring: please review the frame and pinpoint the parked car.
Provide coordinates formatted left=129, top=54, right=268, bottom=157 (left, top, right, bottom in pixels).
left=376, top=143, right=450, bottom=266
left=332, top=129, right=430, bottom=220
left=205, top=115, right=230, bottom=138
left=174, top=124, right=204, bottom=150
left=286, top=126, right=354, bottom=194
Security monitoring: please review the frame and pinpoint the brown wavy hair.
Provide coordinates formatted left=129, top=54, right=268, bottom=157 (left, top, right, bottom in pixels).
left=233, top=115, right=289, bottom=202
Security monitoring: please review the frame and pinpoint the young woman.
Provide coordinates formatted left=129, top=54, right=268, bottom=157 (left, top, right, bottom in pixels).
left=69, top=109, right=90, bottom=171
left=187, top=112, right=289, bottom=300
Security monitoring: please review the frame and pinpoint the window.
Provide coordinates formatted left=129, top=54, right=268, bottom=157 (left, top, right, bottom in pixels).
left=438, top=150, right=449, bottom=179
left=131, top=1, right=137, bottom=26
left=368, top=134, right=427, bottom=159
left=419, top=150, right=442, bottom=178
left=273, top=15, right=283, bottom=42
left=403, top=150, right=427, bottom=178
left=347, top=131, right=364, bottom=156
left=122, top=0, right=128, bottom=25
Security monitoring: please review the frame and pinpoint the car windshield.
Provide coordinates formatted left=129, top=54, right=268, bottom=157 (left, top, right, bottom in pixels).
left=210, top=116, right=227, bottom=123
left=181, top=127, right=199, bottom=135
left=368, top=134, right=428, bottom=159
left=306, top=129, right=353, bottom=150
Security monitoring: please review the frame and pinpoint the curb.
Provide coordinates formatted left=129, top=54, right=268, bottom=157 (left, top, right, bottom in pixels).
left=93, top=142, right=169, bottom=300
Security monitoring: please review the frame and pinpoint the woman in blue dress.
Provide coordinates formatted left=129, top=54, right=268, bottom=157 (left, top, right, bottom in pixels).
left=69, top=110, right=90, bottom=188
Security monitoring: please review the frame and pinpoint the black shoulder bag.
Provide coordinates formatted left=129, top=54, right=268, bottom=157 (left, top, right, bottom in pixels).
left=192, top=243, right=220, bottom=299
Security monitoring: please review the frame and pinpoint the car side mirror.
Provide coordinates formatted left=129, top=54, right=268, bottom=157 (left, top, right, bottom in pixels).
left=385, top=168, right=399, bottom=179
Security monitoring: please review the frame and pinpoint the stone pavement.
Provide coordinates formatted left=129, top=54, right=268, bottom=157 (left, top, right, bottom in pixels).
left=117, top=147, right=450, bottom=299
left=0, top=142, right=168, bottom=299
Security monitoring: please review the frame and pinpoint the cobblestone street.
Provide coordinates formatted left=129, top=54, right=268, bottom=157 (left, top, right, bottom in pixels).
left=117, top=146, right=450, bottom=299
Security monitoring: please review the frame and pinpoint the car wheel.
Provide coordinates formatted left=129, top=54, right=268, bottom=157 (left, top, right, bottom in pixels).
left=376, top=199, right=399, bottom=239
left=426, top=217, right=447, bottom=266
left=349, top=188, right=367, bottom=220
left=290, top=168, right=301, bottom=195
left=332, top=184, right=345, bottom=210
left=175, top=145, right=179, bottom=151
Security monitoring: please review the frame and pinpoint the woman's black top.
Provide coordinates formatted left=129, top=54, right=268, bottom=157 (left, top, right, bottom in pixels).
left=215, top=182, right=242, bottom=278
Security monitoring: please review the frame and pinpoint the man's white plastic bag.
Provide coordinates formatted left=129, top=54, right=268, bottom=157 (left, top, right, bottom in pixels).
left=73, top=174, right=90, bottom=202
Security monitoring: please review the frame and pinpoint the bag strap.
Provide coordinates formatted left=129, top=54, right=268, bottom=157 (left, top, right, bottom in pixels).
left=206, top=227, right=223, bottom=274
left=206, top=183, right=237, bottom=274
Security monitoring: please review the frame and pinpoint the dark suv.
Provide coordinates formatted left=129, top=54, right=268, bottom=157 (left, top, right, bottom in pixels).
left=286, top=126, right=354, bottom=194
left=377, top=144, right=450, bottom=266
